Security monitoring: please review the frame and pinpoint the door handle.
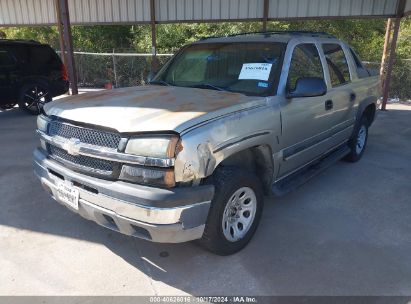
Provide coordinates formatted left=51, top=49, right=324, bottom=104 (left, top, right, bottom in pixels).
left=350, top=93, right=356, bottom=101
left=325, top=99, right=333, bottom=111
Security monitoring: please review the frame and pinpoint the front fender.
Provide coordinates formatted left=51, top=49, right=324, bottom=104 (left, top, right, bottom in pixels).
left=174, top=102, right=281, bottom=183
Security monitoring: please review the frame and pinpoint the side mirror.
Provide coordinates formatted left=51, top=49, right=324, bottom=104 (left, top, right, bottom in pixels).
left=286, top=77, right=327, bottom=99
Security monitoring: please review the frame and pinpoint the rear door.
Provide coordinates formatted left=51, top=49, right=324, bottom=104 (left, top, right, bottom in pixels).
left=320, top=43, right=357, bottom=143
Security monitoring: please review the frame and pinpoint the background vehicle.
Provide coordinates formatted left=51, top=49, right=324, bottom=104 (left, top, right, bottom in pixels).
left=34, top=31, right=379, bottom=255
left=0, top=39, right=69, bottom=114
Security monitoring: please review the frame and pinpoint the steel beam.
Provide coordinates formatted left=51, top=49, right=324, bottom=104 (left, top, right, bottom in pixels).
left=262, top=0, right=269, bottom=31
left=380, top=18, right=392, bottom=91
left=55, top=0, right=78, bottom=95
left=150, top=0, right=159, bottom=72
left=55, top=0, right=66, bottom=66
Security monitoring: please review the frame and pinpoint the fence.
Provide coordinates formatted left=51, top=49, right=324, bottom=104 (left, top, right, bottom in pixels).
left=364, top=59, right=411, bottom=100
left=62, top=51, right=173, bottom=88
left=64, top=52, right=411, bottom=99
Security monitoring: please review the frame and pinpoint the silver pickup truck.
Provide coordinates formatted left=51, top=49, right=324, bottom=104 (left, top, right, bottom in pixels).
left=34, top=31, right=379, bottom=255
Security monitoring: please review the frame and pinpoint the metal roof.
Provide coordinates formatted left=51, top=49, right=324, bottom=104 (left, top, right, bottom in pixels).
left=0, top=0, right=410, bottom=26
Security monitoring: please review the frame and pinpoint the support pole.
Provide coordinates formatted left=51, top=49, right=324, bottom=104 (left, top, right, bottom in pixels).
left=150, top=0, right=159, bottom=72
left=380, top=18, right=392, bottom=88
left=262, top=0, right=269, bottom=32
left=55, top=0, right=66, bottom=66
left=56, top=0, right=78, bottom=95
left=381, top=17, right=401, bottom=111
left=112, top=49, right=118, bottom=88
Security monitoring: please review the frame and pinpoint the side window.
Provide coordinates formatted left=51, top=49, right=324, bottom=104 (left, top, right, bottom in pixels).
left=323, top=44, right=351, bottom=86
left=350, top=48, right=370, bottom=79
left=29, top=46, right=60, bottom=67
left=0, top=48, right=15, bottom=66
left=11, top=45, right=60, bottom=67
left=287, top=44, right=324, bottom=91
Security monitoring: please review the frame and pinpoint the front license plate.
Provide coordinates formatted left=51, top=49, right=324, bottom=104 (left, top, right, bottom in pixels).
left=56, top=181, right=79, bottom=210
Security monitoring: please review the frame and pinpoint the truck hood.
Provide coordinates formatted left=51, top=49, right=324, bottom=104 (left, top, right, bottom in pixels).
left=44, top=85, right=265, bottom=133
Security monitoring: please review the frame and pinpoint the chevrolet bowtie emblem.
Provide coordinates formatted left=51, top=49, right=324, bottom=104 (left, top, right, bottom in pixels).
left=63, top=138, right=81, bottom=156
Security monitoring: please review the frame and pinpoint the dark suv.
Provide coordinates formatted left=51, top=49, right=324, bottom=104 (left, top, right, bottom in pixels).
left=0, top=39, right=69, bottom=114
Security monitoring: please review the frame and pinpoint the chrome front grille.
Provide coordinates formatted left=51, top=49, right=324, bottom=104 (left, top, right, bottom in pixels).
left=49, top=145, right=116, bottom=175
left=49, top=120, right=121, bottom=149
left=47, top=120, right=122, bottom=176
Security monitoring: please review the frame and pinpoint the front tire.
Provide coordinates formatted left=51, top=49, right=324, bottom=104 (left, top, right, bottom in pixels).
left=199, top=167, right=264, bottom=256
left=18, top=82, right=52, bottom=115
left=344, top=116, right=369, bottom=162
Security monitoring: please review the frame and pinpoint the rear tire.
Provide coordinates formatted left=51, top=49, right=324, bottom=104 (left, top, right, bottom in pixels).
left=344, top=116, right=369, bottom=162
left=18, top=82, right=52, bottom=115
left=198, top=167, right=264, bottom=256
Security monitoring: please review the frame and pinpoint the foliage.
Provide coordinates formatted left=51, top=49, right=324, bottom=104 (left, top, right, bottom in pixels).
left=71, top=25, right=133, bottom=52
left=1, top=18, right=409, bottom=58
left=131, top=22, right=271, bottom=53
left=0, top=17, right=410, bottom=97
left=391, top=59, right=411, bottom=99
left=1, top=25, right=133, bottom=52
left=283, top=19, right=387, bottom=61
left=397, top=17, right=411, bottom=59
left=0, top=26, right=60, bottom=48
left=392, top=17, right=411, bottom=99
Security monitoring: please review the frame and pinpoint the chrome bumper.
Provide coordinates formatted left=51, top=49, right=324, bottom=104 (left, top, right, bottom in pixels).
left=33, top=148, right=214, bottom=243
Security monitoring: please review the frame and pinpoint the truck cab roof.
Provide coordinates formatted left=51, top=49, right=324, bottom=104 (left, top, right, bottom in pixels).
left=195, top=30, right=340, bottom=44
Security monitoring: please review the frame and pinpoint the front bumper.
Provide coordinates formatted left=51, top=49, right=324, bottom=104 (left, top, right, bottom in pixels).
left=33, top=148, right=214, bottom=243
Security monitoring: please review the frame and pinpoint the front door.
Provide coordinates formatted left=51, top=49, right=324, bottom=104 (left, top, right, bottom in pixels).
left=278, top=43, right=335, bottom=177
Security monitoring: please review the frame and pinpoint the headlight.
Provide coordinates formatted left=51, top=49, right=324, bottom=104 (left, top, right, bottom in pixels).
left=125, top=135, right=179, bottom=158
left=37, top=115, right=50, bottom=133
left=120, top=165, right=175, bottom=188
left=123, top=135, right=180, bottom=188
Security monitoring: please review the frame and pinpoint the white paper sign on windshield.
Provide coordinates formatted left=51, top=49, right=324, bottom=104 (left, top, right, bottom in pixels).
left=238, top=63, right=272, bottom=81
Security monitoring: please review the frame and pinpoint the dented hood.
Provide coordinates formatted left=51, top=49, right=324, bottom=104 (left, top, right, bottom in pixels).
left=44, top=85, right=265, bottom=133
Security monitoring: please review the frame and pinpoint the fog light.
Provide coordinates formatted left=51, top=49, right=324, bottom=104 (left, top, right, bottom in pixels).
left=120, top=165, right=175, bottom=188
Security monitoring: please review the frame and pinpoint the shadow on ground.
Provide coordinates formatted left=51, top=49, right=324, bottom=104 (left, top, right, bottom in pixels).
left=1, top=105, right=411, bottom=295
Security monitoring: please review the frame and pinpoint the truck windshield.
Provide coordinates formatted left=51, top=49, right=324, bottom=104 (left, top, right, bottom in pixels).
left=153, top=42, right=286, bottom=96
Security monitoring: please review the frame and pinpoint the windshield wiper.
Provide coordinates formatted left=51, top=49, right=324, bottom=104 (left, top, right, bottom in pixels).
left=192, top=83, right=228, bottom=92
left=149, top=80, right=170, bottom=86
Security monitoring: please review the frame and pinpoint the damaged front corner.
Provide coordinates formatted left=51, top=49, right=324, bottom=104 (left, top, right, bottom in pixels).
left=197, top=142, right=216, bottom=177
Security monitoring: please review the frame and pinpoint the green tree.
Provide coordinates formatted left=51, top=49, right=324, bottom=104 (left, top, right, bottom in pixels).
left=0, top=26, right=60, bottom=48
left=279, top=19, right=386, bottom=61
left=71, top=25, right=133, bottom=52
left=1, top=17, right=410, bottom=97
left=397, top=17, right=411, bottom=59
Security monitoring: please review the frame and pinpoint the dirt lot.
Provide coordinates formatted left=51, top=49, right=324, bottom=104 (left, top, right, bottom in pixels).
left=0, top=103, right=410, bottom=296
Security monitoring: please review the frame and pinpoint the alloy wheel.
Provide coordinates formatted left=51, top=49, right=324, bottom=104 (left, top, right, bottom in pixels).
left=356, top=125, right=367, bottom=154
left=222, top=187, right=257, bottom=242
left=22, top=85, right=50, bottom=113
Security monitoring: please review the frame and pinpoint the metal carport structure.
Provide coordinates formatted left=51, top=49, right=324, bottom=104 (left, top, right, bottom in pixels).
left=1, top=0, right=410, bottom=109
